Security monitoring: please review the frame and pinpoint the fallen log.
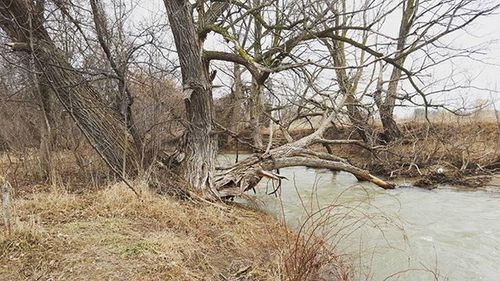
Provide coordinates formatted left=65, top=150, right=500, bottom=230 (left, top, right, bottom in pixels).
left=214, top=109, right=395, bottom=197
left=261, top=157, right=395, bottom=190
left=215, top=152, right=395, bottom=198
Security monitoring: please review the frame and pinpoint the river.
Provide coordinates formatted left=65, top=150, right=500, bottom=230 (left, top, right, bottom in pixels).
left=218, top=154, right=500, bottom=281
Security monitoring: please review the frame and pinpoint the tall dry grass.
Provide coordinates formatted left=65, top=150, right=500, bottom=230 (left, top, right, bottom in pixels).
left=0, top=179, right=350, bottom=280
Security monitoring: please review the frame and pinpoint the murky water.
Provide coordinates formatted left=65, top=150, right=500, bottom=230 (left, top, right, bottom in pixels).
left=218, top=154, right=500, bottom=281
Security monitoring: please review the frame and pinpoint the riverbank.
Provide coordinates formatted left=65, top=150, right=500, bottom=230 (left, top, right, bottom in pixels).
left=339, top=121, right=499, bottom=187
left=222, top=120, right=500, bottom=188
left=249, top=166, right=500, bottom=281
left=0, top=181, right=349, bottom=280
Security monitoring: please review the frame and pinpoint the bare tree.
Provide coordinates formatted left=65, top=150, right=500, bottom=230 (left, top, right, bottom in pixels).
left=370, top=0, right=499, bottom=141
left=0, top=0, right=140, bottom=176
left=89, top=0, right=142, bottom=149
left=161, top=1, right=225, bottom=195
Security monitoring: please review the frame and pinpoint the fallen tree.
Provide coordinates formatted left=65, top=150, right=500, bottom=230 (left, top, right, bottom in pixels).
left=214, top=110, right=395, bottom=198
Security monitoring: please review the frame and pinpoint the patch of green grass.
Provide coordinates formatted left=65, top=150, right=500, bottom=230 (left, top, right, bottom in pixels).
left=121, top=240, right=159, bottom=256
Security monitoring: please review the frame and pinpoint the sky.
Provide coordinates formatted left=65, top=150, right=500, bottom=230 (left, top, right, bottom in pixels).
left=434, top=11, right=500, bottom=109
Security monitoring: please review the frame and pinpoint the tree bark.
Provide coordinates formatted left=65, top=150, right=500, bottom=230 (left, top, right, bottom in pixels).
left=163, top=0, right=218, bottom=194
left=249, top=80, right=264, bottom=150
left=379, top=104, right=402, bottom=142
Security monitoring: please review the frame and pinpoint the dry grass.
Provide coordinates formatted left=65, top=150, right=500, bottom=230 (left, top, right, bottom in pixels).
left=324, top=120, right=500, bottom=181
left=400, top=121, right=498, bottom=167
left=0, top=181, right=348, bottom=280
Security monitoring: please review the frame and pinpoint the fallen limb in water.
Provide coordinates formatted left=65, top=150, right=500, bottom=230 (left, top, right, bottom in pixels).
left=214, top=153, right=394, bottom=198
left=214, top=111, right=395, bottom=198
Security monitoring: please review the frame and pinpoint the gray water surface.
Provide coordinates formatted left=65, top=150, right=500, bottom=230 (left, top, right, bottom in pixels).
left=218, top=154, right=500, bottom=281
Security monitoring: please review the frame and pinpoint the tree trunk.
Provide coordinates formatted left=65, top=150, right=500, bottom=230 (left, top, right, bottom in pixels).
left=228, top=63, right=243, bottom=145
left=379, top=104, right=402, bottom=142
left=329, top=39, right=373, bottom=143
left=249, top=0, right=265, bottom=151
left=376, top=0, right=416, bottom=142
left=0, top=1, right=140, bottom=177
left=37, top=45, right=140, bottom=175
left=89, top=0, right=142, bottom=157
left=249, top=80, right=264, bottom=150
left=346, top=95, right=372, bottom=143
left=38, top=79, right=56, bottom=183
left=163, top=0, right=218, bottom=194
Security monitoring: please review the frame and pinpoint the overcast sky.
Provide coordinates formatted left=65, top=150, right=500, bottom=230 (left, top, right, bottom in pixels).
left=132, top=0, right=500, bottom=114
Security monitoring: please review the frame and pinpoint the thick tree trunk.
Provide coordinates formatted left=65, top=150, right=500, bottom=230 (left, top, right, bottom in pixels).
left=379, top=104, right=402, bottom=142
left=163, top=0, right=218, bottom=194
left=36, top=44, right=140, bottom=175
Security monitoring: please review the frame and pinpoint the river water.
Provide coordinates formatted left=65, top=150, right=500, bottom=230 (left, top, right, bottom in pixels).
left=218, top=154, right=500, bottom=281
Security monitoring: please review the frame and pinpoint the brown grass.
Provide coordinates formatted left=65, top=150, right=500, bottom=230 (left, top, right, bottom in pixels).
left=325, top=120, right=500, bottom=182
left=0, top=181, right=348, bottom=280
